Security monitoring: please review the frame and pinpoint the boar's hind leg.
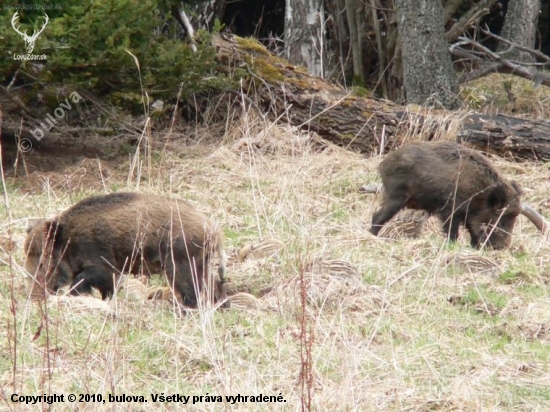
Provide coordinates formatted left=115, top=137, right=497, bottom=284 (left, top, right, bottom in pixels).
left=70, top=266, right=116, bottom=300
left=165, top=259, right=199, bottom=308
left=370, top=194, right=408, bottom=236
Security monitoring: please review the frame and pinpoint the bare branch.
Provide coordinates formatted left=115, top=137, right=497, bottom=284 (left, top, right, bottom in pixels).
left=451, top=35, right=550, bottom=87
left=521, top=204, right=550, bottom=235
left=445, top=0, right=497, bottom=42
left=442, top=0, right=464, bottom=24
left=458, top=62, right=501, bottom=83
left=479, top=27, right=550, bottom=64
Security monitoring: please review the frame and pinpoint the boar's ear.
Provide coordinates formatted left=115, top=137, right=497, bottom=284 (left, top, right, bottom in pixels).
left=42, top=219, right=63, bottom=245
left=27, top=218, right=46, bottom=233
left=487, top=183, right=509, bottom=209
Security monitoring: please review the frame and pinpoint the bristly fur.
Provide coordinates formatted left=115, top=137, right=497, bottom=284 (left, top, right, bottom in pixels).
left=24, top=192, right=227, bottom=308
left=370, top=141, right=522, bottom=249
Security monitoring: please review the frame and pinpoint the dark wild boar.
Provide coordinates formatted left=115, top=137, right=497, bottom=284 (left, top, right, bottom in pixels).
left=25, top=192, right=227, bottom=307
left=370, top=141, right=544, bottom=249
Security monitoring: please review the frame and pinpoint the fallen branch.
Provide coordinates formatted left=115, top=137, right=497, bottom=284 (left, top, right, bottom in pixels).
left=450, top=34, right=550, bottom=87
left=478, top=27, right=550, bottom=65
left=445, top=0, right=497, bottom=42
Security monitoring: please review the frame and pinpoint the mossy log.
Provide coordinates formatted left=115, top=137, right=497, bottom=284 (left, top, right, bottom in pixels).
left=213, top=34, right=550, bottom=161
left=213, top=34, right=404, bottom=154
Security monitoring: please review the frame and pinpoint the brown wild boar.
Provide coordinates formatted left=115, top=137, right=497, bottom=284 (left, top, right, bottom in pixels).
left=370, top=141, right=544, bottom=249
left=24, top=192, right=227, bottom=307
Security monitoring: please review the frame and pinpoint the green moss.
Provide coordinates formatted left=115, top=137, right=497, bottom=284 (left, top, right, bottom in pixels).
left=286, top=76, right=311, bottom=89
left=351, top=86, right=370, bottom=98
left=352, top=75, right=364, bottom=87
left=236, top=37, right=270, bottom=55
left=252, top=59, right=284, bottom=82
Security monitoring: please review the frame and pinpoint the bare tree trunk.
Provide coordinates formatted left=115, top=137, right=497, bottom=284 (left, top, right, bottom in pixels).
left=394, top=0, right=460, bottom=109
left=344, top=0, right=365, bottom=84
left=497, top=0, right=540, bottom=63
left=284, top=0, right=325, bottom=77
left=368, top=0, right=387, bottom=96
left=325, top=0, right=350, bottom=82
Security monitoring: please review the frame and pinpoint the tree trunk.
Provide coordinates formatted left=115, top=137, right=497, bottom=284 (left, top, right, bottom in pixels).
left=326, top=0, right=395, bottom=95
left=497, top=0, right=540, bottom=63
left=325, top=0, right=350, bottom=81
left=344, top=0, right=365, bottom=85
left=213, top=35, right=550, bottom=161
left=284, top=0, right=325, bottom=77
left=394, top=0, right=460, bottom=109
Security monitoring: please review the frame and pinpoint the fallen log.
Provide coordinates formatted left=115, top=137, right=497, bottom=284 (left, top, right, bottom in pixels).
left=213, top=34, right=403, bottom=154
left=213, top=34, right=550, bottom=161
left=458, top=114, right=550, bottom=161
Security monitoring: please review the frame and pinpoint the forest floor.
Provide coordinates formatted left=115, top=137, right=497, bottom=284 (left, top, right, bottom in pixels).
left=1, top=74, right=550, bottom=411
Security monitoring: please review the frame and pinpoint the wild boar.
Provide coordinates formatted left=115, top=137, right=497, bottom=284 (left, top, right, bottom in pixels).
left=370, top=141, right=541, bottom=249
left=24, top=192, right=227, bottom=307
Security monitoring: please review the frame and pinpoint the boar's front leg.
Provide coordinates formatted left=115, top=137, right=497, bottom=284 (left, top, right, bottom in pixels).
left=440, top=210, right=462, bottom=243
left=70, top=265, right=116, bottom=300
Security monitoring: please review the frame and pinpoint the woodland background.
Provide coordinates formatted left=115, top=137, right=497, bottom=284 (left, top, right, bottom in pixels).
left=1, top=0, right=550, bottom=162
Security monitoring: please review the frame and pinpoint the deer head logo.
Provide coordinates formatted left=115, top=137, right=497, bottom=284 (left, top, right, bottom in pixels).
left=11, top=12, right=49, bottom=54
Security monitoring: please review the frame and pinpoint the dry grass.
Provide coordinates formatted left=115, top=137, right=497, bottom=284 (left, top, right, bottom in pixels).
left=1, top=106, right=550, bottom=411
